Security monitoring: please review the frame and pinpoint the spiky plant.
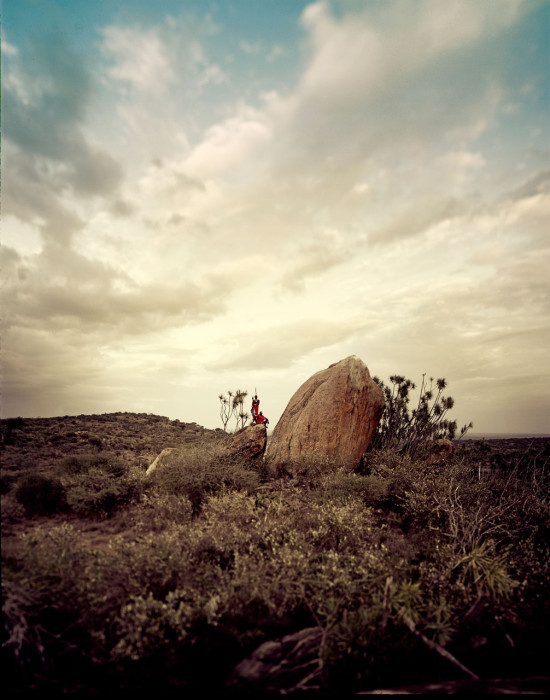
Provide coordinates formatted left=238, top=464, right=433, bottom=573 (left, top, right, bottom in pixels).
left=370, top=374, right=472, bottom=457
left=218, top=389, right=249, bottom=432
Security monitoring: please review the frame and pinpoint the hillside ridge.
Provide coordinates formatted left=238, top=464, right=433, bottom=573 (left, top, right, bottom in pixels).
left=1, top=412, right=225, bottom=473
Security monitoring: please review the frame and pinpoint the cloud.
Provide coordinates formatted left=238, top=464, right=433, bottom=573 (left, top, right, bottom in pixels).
left=473, top=177, right=550, bottom=251
left=110, top=199, right=136, bottom=218
left=1, top=326, right=109, bottom=417
left=182, top=110, right=272, bottom=179
left=0, top=227, right=239, bottom=417
left=500, top=169, right=550, bottom=202
left=440, top=150, right=487, bottom=169
left=239, top=40, right=261, bottom=55
left=211, top=317, right=369, bottom=370
left=160, top=0, right=523, bottom=253
left=3, top=0, right=546, bottom=433
left=278, top=240, right=347, bottom=292
left=295, top=0, right=523, bottom=127
left=2, top=32, right=124, bottom=243
left=3, top=32, right=90, bottom=154
left=100, top=25, right=176, bottom=94
left=2, top=144, right=85, bottom=246
left=123, top=0, right=537, bottom=263
left=1, top=39, right=18, bottom=56
left=2, top=244, right=232, bottom=336
left=368, top=197, right=469, bottom=245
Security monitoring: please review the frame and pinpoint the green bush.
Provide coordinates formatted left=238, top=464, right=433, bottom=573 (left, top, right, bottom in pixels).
left=57, top=452, right=127, bottom=477
left=14, top=474, right=68, bottom=516
left=133, top=492, right=193, bottom=532
left=65, top=468, right=143, bottom=519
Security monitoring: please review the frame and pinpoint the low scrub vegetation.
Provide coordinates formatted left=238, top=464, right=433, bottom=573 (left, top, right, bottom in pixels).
left=1, top=414, right=549, bottom=695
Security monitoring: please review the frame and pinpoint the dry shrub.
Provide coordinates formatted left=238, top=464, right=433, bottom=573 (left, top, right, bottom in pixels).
left=150, top=444, right=259, bottom=515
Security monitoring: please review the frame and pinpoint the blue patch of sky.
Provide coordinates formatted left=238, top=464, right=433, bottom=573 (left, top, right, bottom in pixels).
left=471, top=1, right=550, bottom=193
left=405, top=0, right=550, bottom=198
left=4, top=0, right=309, bottom=84
left=5, top=0, right=547, bottom=176
left=4, top=0, right=312, bottom=135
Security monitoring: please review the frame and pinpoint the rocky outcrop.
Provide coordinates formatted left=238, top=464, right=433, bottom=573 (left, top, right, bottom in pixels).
left=226, top=627, right=322, bottom=693
left=266, top=356, right=384, bottom=471
left=222, top=423, right=267, bottom=465
left=146, top=424, right=267, bottom=476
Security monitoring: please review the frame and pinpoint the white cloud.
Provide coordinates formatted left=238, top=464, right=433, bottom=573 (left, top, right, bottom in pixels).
left=100, top=26, right=176, bottom=94
left=299, top=1, right=385, bottom=100
left=239, top=40, right=261, bottom=55
left=197, top=63, right=227, bottom=86
left=297, top=0, right=525, bottom=111
left=441, top=150, right=487, bottom=169
left=1, top=39, right=18, bottom=56
left=182, top=111, right=272, bottom=179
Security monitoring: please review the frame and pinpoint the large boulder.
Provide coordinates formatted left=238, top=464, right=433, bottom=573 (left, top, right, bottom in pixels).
left=266, top=356, right=384, bottom=471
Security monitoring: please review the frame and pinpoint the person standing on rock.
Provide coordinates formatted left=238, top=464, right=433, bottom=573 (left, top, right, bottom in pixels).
left=251, top=395, right=260, bottom=423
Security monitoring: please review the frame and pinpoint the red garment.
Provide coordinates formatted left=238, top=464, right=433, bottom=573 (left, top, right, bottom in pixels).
left=256, top=414, right=267, bottom=424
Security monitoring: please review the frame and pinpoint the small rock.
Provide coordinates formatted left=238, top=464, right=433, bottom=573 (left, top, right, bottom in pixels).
left=424, top=438, right=456, bottom=465
left=227, top=627, right=323, bottom=692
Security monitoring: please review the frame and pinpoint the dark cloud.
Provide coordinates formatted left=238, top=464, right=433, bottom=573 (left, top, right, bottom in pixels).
left=1, top=326, right=110, bottom=418
left=368, top=197, right=468, bottom=245
left=500, top=169, right=550, bottom=202
left=110, top=199, right=136, bottom=217
left=3, top=32, right=91, bottom=158
left=211, top=318, right=367, bottom=370
left=1, top=240, right=233, bottom=417
left=278, top=242, right=346, bottom=293
left=68, top=144, right=123, bottom=197
left=2, top=144, right=85, bottom=245
left=2, top=242, right=231, bottom=336
left=3, top=30, right=124, bottom=243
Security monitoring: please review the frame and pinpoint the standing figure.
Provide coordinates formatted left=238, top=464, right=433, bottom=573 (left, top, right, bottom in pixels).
left=251, top=395, right=260, bottom=423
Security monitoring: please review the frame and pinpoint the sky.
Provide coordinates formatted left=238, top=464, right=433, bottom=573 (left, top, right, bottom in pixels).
left=1, top=0, right=549, bottom=435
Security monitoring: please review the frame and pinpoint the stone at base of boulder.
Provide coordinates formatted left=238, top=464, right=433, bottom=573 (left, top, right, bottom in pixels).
left=226, top=627, right=322, bottom=693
